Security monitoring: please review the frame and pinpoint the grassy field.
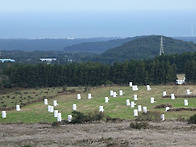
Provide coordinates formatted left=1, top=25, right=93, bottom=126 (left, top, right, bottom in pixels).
left=0, top=85, right=196, bottom=123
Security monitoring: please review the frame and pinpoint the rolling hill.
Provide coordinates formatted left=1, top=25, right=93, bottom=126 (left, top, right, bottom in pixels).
left=0, top=37, right=115, bottom=51
left=100, top=35, right=196, bottom=63
left=63, top=37, right=135, bottom=53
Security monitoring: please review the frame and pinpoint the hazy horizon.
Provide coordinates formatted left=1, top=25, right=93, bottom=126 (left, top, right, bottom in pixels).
left=0, top=0, right=195, bottom=39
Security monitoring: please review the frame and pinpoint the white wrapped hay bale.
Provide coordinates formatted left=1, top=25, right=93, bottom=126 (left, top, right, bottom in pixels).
left=126, top=99, right=130, bottom=106
left=134, top=95, right=138, bottom=101
left=68, top=115, right=72, bottom=122
left=110, top=90, right=114, bottom=96
left=186, top=89, right=191, bottom=95
left=171, top=94, right=175, bottom=100
left=44, top=99, right=48, bottom=105
left=88, top=93, right=92, bottom=99
left=150, top=97, right=155, bottom=104
left=54, top=110, right=58, bottom=117
left=163, top=91, right=167, bottom=97
left=16, top=105, right=21, bottom=111
left=184, top=99, right=188, bottom=106
left=105, top=97, right=109, bottom=103
left=99, top=106, right=104, bottom=112
left=53, top=100, right=58, bottom=107
left=165, top=107, right=170, bottom=112
left=132, top=85, right=138, bottom=91
left=73, top=104, right=77, bottom=110
left=2, top=111, right=6, bottom=118
left=147, top=85, right=151, bottom=91
left=77, top=94, right=81, bottom=99
left=113, top=92, right=117, bottom=98
left=161, top=114, right=165, bottom=121
left=50, top=106, right=54, bottom=113
left=57, top=113, right=62, bottom=122
left=134, top=109, right=138, bottom=117
left=129, top=82, right=132, bottom=87
left=119, top=90, right=124, bottom=96
left=48, top=105, right=54, bottom=113
left=143, top=106, right=147, bottom=113
left=138, top=105, right=142, bottom=112
left=131, top=101, right=135, bottom=108
left=48, top=105, right=51, bottom=112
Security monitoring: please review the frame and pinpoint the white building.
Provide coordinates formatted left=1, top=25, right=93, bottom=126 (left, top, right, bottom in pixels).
left=40, top=58, right=56, bottom=62
left=0, top=59, right=15, bottom=63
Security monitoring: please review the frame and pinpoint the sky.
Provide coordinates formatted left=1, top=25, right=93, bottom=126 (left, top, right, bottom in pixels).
left=0, top=0, right=196, bottom=38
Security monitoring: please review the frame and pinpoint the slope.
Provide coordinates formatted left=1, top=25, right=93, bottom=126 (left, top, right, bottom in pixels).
left=63, top=37, right=135, bottom=53
left=0, top=38, right=114, bottom=51
left=101, top=35, right=196, bottom=62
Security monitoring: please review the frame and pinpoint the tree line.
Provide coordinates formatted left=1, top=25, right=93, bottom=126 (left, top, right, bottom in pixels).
left=4, top=59, right=176, bottom=88
left=3, top=51, right=196, bottom=88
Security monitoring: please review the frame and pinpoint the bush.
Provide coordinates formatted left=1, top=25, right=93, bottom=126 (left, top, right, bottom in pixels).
left=84, top=86, right=90, bottom=92
left=71, top=111, right=87, bottom=124
left=86, top=110, right=106, bottom=121
left=71, top=110, right=108, bottom=124
left=104, top=80, right=114, bottom=85
left=136, top=111, right=161, bottom=122
left=154, top=103, right=172, bottom=109
left=188, top=114, right=196, bottom=124
left=62, top=85, right=67, bottom=92
left=130, top=121, right=149, bottom=129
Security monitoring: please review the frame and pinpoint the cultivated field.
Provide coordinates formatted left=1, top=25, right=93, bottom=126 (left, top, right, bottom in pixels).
left=0, top=85, right=196, bottom=123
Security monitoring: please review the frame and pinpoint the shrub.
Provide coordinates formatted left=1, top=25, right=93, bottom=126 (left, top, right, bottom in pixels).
left=71, top=110, right=108, bottom=124
left=154, top=103, right=172, bottom=109
left=71, top=111, right=87, bottom=124
left=62, top=85, right=67, bottom=92
left=136, top=111, right=161, bottom=122
left=105, top=80, right=114, bottom=85
left=188, top=114, right=196, bottom=124
left=84, top=86, right=90, bottom=92
left=86, top=110, right=106, bottom=121
left=130, top=121, right=149, bottom=129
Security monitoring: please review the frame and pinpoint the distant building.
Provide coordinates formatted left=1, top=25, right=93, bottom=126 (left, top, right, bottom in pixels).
left=40, top=58, right=56, bottom=62
left=176, top=74, right=186, bottom=85
left=176, top=79, right=185, bottom=85
left=0, top=59, right=15, bottom=63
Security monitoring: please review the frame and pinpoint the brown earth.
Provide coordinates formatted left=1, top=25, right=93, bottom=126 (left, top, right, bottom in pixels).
left=0, top=121, right=196, bottom=147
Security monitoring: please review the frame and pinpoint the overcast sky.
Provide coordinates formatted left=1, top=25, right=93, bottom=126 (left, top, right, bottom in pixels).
left=0, top=0, right=196, bottom=38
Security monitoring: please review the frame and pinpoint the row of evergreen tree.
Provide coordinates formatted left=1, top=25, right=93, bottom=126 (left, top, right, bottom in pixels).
left=3, top=51, right=196, bottom=88
left=4, top=59, right=177, bottom=88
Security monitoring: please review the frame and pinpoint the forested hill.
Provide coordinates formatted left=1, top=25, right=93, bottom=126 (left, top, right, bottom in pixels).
left=63, top=37, right=134, bottom=53
left=100, top=35, right=196, bottom=63
left=0, top=38, right=114, bottom=51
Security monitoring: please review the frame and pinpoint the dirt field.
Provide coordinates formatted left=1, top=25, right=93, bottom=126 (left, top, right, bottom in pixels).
left=0, top=120, right=196, bottom=147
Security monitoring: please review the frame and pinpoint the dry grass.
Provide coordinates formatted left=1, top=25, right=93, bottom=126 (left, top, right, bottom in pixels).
left=0, top=121, right=196, bottom=147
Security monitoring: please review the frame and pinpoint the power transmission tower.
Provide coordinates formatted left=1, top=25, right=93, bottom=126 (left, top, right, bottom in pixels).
left=0, top=48, right=1, bottom=59
left=159, top=36, right=164, bottom=56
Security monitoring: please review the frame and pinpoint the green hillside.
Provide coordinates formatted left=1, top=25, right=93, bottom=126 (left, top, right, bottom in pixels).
left=0, top=85, right=196, bottom=123
left=63, top=37, right=134, bottom=53
left=101, top=35, right=196, bottom=63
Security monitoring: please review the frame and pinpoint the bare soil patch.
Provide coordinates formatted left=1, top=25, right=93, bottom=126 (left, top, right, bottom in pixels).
left=0, top=121, right=196, bottom=147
